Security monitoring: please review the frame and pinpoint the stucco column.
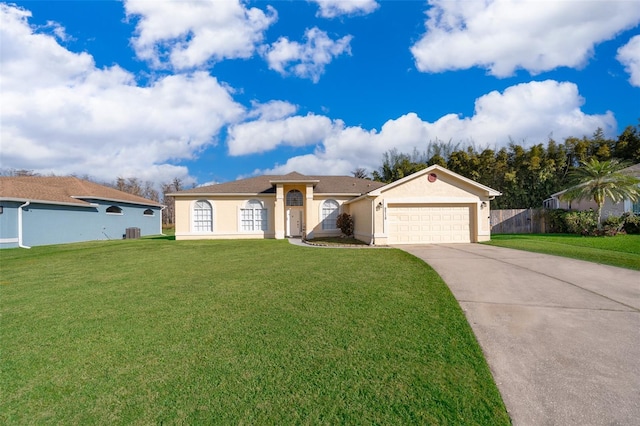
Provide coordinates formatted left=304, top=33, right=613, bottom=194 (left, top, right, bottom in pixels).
left=304, top=183, right=314, bottom=238
left=274, top=184, right=285, bottom=239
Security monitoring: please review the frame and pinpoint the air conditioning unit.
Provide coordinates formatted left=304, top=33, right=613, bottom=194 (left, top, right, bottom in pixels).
left=125, top=227, right=141, bottom=239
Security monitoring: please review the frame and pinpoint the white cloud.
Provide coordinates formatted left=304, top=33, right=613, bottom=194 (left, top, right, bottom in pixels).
left=311, top=0, right=379, bottom=18
left=263, top=27, right=352, bottom=82
left=227, top=114, right=335, bottom=156
left=125, top=0, right=276, bottom=69
left=617, top=35, right=640, bottom=87
left=247, top=100, right=298, bottom=121
left=411, top=0, right=640, bottom=77
left=259, top=153, right=355, bottom=176
left=0, top=4, right=244, bottom=184
left=251, top=80, right=616, bottom=176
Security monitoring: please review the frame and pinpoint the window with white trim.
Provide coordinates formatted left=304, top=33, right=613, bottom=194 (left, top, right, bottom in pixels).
left=193, top=200, right=213, bottom=232
left=286, top=190, right=303, bottom=206
left=106, top=205, right=123, bottom=214
left=321, top=199, right=339, bottom=230
left=241, top=199, right=267, bottom=231
left=143, top=209, right=154, bottom=216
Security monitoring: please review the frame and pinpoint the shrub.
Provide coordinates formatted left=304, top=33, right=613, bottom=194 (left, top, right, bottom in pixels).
left=336, top=213, right=354, bottom=236
left=545, top=209, right=570, bottom=233
left=621, top=212, right=640, bottom=235
left=599, top=213, right=640, bottom=236
left=545, top=209, right=638, bottom=237
left=601, top=215, right=625, bottom=236
left=563, top=210, right=598, bottom=236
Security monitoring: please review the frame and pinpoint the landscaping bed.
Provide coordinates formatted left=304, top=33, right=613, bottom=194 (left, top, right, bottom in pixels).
left=304, top=236, right=373, bottom=247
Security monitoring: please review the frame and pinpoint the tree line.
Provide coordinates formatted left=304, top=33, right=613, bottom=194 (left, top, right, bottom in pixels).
left=112, top=177, right=184, bottom=226
left=366, top=123, right=640, bottom=209
left=5, top=122, right=638, bottom=219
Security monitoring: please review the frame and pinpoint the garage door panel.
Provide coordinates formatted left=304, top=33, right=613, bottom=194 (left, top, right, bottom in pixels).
left=388, top=205, right=471, bottom=244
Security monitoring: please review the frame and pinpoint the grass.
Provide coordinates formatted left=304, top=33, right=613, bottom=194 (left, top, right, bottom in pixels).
left=485, top=234, right=640, bottom=270
left=0, top=238, right=509, bottom=425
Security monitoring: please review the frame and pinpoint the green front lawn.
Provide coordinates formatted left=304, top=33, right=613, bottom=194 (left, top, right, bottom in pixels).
left=485, top=234, right=640, bottom=270
left=0, top=239, right=509, bottom=425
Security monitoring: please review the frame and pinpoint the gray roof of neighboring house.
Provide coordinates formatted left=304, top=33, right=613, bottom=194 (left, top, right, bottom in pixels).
left=621, top=163, right=640, bottom=176
left=549, top=162, right=640, bottom=198
left=0, top=176, right=163, bottom=207
left=171, top=172, right=386, bottom=196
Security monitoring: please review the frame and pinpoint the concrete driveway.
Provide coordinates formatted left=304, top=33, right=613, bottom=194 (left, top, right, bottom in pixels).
left=398, top=244, right=640, bottom=426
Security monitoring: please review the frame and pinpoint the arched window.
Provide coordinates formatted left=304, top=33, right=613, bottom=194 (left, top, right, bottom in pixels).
left=286, top=190, right=303, bottom=206
left=241, top=199, right=267, bottom=231
left=143, top=209, right=154, bottom=216
left=321, top=200, right=339, bottom=230
left=106, top=205, right=123, bottom=214
left=192, top=200, right=213, bottom=232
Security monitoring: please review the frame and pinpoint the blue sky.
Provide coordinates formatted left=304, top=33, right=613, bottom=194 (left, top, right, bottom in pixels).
left=1, top=0, right=639, bottom=187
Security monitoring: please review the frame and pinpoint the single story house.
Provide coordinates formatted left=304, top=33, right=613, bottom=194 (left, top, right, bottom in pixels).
left=542, top=163, right=640, bottom=218
left=169, top=165, right=501, bottom=245
left=0, top=176, right=163, bottom=249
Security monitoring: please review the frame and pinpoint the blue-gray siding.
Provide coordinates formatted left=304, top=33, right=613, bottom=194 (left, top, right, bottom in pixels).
left=0, top=200, right=162, bottom=249
left=0, top=202, right=21, bottom=248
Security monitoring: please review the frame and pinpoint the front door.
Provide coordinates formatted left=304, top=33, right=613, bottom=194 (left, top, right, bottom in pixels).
left=286, top=208, right=303, bottom=237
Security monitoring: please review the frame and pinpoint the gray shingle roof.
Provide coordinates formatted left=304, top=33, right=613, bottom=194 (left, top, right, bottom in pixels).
left=621, top=163, right=640, bottom=176
left=0, top=176, right=162, bottom=207
left=172, top=172, right=386, bottom=196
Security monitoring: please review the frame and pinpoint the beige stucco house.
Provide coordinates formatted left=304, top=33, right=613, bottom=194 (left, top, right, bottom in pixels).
left=169, top=165, right=501, bottom=245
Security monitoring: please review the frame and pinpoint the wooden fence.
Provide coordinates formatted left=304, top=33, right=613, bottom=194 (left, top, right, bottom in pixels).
left=490, top=208, right=548, bottom=234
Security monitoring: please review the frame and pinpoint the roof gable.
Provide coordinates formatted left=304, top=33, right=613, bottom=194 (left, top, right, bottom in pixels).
left=0, top=176, right=162, bottom=207
left=370, top=165, right=502, bottom=197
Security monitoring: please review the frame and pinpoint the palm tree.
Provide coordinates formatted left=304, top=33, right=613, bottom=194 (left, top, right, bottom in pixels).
left=560, top=158, right=640, bottom=227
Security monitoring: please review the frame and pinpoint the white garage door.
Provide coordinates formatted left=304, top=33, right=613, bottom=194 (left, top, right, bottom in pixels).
left=388, top=205, right=472, bottom=244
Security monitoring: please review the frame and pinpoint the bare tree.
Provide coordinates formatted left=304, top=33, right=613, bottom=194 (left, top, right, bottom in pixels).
left=0, top=169, right=39, bottom=176
left=143, top=181, right=160, bottom=202
left=161, top=181, right=182, bottom=225
left=351, top=168, right=369, bottom=179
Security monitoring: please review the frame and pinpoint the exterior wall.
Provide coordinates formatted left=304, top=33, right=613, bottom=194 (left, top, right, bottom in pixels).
left=554, top=198, right=598, bottom=212
left=174, top=187, right=358, bottom=241
left=382, top=172, right=480, bottom=200
left=601, top=198, right=626, bottom=219
left=376, top=173, right=489, bottom=244
left=306, top=196, right=353, bottom=239
left=85, top=200, right=162, bottom=239
left=3, top=201, right=162, bottom=248
left=174, top=196, right=277, bottom=240
left=0, top=202, right=20, bottom=248
left=553, top=197, right=628, bottom=220
left=478, top=200, right=492, bottom=241
left=348, top=197, right=376, bottom=244
left=174, top=197, right=193, bottom=235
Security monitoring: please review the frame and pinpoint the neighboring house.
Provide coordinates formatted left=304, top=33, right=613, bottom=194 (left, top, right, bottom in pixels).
left=0, top=176, right=163, bottom=249
left=543, top=163, right=640, bottom=218
left=169, top=165, right=501, bottom=245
